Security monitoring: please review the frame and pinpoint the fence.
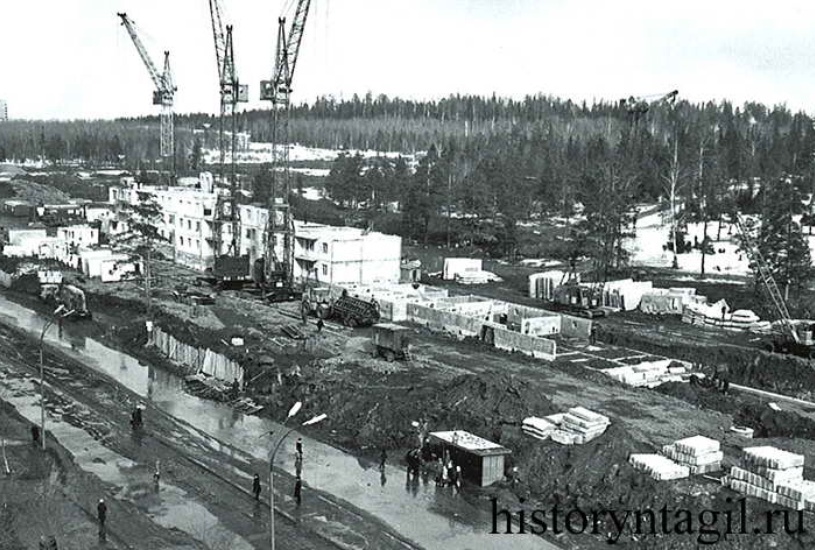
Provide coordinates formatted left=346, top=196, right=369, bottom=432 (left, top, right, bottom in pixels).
left=151, top=326, right=244, bottom=387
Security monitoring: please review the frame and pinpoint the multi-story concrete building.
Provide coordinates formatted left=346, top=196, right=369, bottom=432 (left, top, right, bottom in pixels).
left=0, top=99, right=7, bottom=121
left=292, top=222, right=402, bottom=285
left=109, top=173, right=402, bottom=279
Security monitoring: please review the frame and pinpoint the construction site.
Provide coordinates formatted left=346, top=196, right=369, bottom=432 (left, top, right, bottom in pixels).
left=3, top=2, right=815, bottom=550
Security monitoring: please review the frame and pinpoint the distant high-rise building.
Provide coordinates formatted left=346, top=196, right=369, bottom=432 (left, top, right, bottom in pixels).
left=0, top=99, right=7, bottom=121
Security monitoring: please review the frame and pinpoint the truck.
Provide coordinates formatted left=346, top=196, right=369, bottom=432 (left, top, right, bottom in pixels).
left=301, top=287, right=380, bottom=327
left=210, top=255, right=253, bottom=290
left=40, top=283, right=92, bottom=319
left=371, top=323, right=412, bottom=361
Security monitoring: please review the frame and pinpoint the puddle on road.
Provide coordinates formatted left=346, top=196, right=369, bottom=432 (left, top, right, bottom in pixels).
left=0, top=295, right=555, bottom=550
left=0, top=369, right=253, bottom=550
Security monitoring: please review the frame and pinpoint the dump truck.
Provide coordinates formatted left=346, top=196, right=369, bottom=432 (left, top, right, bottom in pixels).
left=301, top=287, right=380, bottom=327
left=40, top=283, right=92, bottom=319
left=371, top=323, right=412, bottom=361
left=549, top=282, right=608, bottom=319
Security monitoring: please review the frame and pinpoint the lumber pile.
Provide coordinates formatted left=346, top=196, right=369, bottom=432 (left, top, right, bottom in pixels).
left=661, top=435, right=722, bottom=474
left=727, top=446, right=812, bottom=510
left=602, top=360, right=689, bottom=388
left=629, top=453, right=690, bottom=481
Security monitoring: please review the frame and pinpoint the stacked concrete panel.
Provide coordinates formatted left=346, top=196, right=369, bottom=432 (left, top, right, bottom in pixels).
left=602, top=360, right=688, bottom=388
left=661, top=435, right=722, bottom=474
left=548, top=407, right=610, bottom=445
left=727, top=447, right=808, bottom=509
left=521, top=416, right=557, bottom=441
left=629, top=453, right=690, bottom=481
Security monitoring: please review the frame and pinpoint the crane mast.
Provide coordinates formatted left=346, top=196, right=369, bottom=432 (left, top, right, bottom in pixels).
left=260, top=0, right=313, bottom=292
left=207, top=0, right=248, bottom=257
left=117, top=12, right=176, bottom=181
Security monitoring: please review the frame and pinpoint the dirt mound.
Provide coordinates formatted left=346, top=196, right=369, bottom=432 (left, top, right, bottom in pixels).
left=297, top=373, right=548, bottom=451
left=734, top=404, right=815, bottom=439
left=655, top=381, right=741, bottom=415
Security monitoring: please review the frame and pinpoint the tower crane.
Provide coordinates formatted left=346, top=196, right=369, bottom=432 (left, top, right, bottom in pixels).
left=259, top=0, right=313, bottom=299
left=117, top=13, right=177, bottom=182
left=208, top=0, right=248, bottom=258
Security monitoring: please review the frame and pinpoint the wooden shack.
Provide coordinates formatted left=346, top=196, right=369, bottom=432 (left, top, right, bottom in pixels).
left=428, top=430, right=511, bottom=487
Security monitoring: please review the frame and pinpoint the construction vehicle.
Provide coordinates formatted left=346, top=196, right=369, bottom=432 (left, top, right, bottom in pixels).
left=259, top=0, right=313, bottom=300
left=172, top=286, right=216, bottom=306
left=301, top=288, right=380, bottom=327
left=371, top=323, right=412, bottom=362
left=117, top=13, right=176, bottom=182
left=40, top=284, right=92, bottom=319
left=733, top=213, right=815, bottom=359
left=301, top=286, right=335, bottom=319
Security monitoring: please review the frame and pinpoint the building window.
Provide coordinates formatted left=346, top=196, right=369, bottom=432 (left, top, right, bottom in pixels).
left=204, top=208, right=212, bottom=216
left=179, top=236, right=184, bottom=246
left=322, top=264, right=328, bottom=276
left=322, top=243, right=328, bottom=254
left=187, top=220, right=192, bottom=230
left=196, top=221, right=201, bottom=232
left=196, top=239, right=200, bottom=250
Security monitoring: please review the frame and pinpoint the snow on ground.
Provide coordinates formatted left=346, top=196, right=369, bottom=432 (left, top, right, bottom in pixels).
left=627, top=208, right=815, bottom=277
left=203, top=143, right=418, bottom=167
left=626, top=209, right=751, bottom=275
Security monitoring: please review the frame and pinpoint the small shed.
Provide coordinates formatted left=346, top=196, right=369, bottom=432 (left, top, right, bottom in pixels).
left=400, top=259, right=422, bottom=283
left=428, top=430, right=511, bottom=487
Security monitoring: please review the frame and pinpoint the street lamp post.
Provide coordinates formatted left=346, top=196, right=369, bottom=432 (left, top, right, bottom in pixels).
left=39, top=306, right=74, bottom=451
left=268, top=403, right=326, bottom=550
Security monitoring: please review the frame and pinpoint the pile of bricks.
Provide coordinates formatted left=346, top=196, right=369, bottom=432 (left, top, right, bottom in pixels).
left=662, top=435, right=723, bottom=474
left=727, top=446, right=812, bottom=510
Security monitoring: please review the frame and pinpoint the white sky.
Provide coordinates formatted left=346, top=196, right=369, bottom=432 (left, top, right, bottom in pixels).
left=2, top=0, right=815, bottom=120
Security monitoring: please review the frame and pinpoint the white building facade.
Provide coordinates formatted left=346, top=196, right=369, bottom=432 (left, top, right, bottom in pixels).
left=292, top=222, right=402, bottom=286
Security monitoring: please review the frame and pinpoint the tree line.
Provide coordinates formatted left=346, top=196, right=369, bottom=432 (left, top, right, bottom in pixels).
left=1, top=93, right=814, bottom=291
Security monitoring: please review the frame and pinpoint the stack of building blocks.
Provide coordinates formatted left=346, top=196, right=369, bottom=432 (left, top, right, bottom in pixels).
left=521, top=417, right=557, bottom=441
left=629, top=453, right=690, bottom=481
left=661, top=435, right=723, bottom=474
left=602, top=360, right=688, bottom=388
left=550, top=407, right=611, bottom=445
left=728, top=446, right=807, bottom=509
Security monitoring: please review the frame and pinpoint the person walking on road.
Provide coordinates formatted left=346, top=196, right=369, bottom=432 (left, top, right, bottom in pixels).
left=295, top=437, right=303, bottom=456
left=316, top=318, right=324, bottom=333
left=97, top=498, right=107, bottom=540
left=252, top=473, right=262, bottom=500
left=379, top=448, right=387, bottom=471
left=294, top=476, right=302, bottom=506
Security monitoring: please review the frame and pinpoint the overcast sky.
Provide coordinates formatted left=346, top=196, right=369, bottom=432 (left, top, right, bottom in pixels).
left=3, top=0, right=815, bottom=120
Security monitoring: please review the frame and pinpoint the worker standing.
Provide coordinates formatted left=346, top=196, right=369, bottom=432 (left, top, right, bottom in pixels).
left=294, top=475, right=302, bottom=506
left=317, top=318, right=324, bottom=333
left=295, top=437, right=303, bottom=456
left=97, top=499, right=107, bottom=540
